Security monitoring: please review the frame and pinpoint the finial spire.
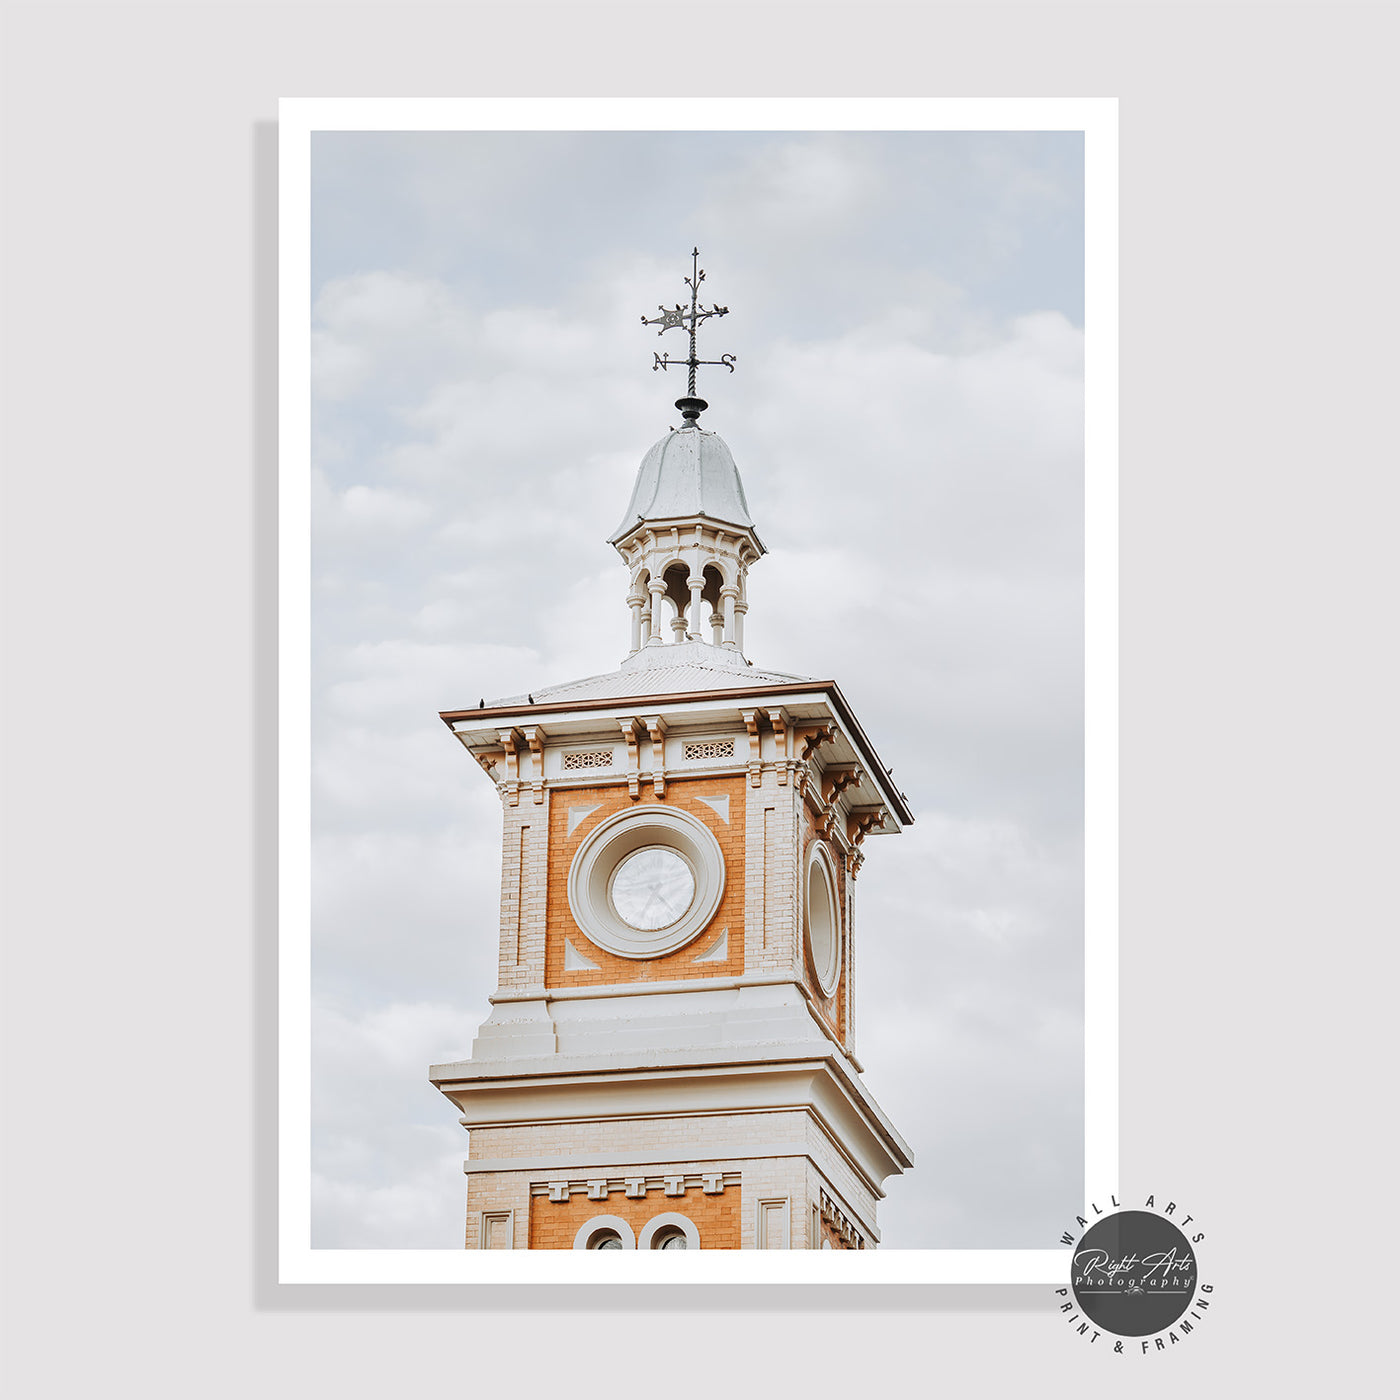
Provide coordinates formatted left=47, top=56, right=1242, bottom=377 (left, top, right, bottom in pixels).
left=641, top=247, right=735, bottom=426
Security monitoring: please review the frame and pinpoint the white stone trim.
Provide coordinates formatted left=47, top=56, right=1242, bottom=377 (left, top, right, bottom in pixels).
left=637, top=1212, right=701, bottom=1250
left=567, top=804, right=725, bottom=959
left=450, top=689, right=910, bottom=832
left=439, top=1053, right=912, bottom=1200
left=463, top=1145, right=792, bottom=1175
left=477, top=1209, right=514, bottom=1250
left=562, top=938, right=599, bottom=971
left=566, top=802, right=603, bottom=835
left=573, top=1215, right=637, bottom=1250
left=690, top=926, right=728, bottom=963
left=488, top=971, right=795, bottom=1003
left=694, top=792, right=730, bottom=822
left=755, top=1196, right=790, bottom=1249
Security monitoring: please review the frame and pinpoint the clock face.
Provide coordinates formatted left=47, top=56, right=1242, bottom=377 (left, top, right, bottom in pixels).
left=609, top=846, right=695, bottom=931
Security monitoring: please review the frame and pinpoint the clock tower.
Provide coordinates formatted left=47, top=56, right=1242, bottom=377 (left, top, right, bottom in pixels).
left=429, top=255, right=913, bottom=1250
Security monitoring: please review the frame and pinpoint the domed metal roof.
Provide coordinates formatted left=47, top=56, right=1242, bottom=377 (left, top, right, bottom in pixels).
left=608, top=424, right=761, bottom=546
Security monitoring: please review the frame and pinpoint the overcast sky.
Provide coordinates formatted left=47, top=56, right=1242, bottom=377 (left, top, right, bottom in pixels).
left=309, top=130, right=1085, bottom=1249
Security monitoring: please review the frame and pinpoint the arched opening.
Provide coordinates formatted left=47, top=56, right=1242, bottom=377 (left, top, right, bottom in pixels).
left=662, top=562, right=691, bottom=641
left=702, top=565, right=725, bottom=645
left=637, top=1211, right=701, bottom=1250
left=573, top=1215, right=638, bottom=1250
left=701, top=566, right=724, bottom=609
left=630, top=569, right=651, bottom=652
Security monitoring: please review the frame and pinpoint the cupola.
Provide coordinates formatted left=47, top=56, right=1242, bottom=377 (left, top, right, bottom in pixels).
left=610, top=424, right=765, bottom=656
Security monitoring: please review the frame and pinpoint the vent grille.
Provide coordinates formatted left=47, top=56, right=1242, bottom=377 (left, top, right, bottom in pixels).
left=561, top=749, right=614, bottom=771
left=683, top=738, right=736, bottom=762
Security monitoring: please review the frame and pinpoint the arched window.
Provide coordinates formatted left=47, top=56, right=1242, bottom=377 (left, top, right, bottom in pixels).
left=573, top=1215, right=637, bottom=1250
left=637, top=1211, right=701, bottom=1250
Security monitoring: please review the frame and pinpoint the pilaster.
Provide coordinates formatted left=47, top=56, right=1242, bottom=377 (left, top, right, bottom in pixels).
left=495, top=790, right=551, bottom=993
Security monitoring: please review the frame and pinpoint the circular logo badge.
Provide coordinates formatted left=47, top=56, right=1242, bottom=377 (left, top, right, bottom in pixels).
left=1071, top=1210, right=1199, bottom=1337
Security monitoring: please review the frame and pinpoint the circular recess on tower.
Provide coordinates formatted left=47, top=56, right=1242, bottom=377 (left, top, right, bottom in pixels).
left=804, top=840, right=842, bottom=997
left=567, top=805, right=725, bottom=959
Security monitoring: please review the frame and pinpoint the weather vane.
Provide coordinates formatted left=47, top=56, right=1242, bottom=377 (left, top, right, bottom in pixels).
left=641, top=247, right=735, bottom=426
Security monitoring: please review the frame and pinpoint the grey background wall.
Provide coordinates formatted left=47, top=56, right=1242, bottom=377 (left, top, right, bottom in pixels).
left=2, top=3, right=1394, bottom=1396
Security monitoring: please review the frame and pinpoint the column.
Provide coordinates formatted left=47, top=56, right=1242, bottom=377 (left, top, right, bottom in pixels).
left=648, top=580, right=667, bottom=643
left=720, top=585, right=738, bottom=646
left=628, top=593, right=644, bottom=653
left=687, top=575, right=705, bottom=639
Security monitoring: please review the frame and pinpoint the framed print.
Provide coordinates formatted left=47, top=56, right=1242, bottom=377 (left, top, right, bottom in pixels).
left=279, top=98, right=1117, bottom=1283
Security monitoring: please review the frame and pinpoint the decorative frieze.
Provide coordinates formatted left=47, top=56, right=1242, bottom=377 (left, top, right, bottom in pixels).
left=562, top=748, right=614, bottom=771
left=683, top=737, right=736, bottom=761
left=533, top=1171, right=741, bottom=1202
left=819, top=1188, right=866, bottom=1249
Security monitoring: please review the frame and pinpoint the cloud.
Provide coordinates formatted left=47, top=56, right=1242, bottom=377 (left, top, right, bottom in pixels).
left=311, top=270, right=466, bottom=402
left=708, top=136, right=881, bottom=234
left=312, top=999, right=477, bottom=1247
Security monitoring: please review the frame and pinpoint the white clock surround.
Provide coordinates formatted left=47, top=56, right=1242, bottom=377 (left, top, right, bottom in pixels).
left=567, top=805, right=726, bottom=959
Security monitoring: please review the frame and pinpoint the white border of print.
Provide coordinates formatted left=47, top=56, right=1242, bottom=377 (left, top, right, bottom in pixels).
left=278, top=96, right=1118, bottom=1286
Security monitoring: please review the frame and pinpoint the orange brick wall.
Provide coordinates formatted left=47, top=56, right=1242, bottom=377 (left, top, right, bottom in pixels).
left=529, top=1183, right=743, bottom=1250
left=545, top=775, right=745, bottom=986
